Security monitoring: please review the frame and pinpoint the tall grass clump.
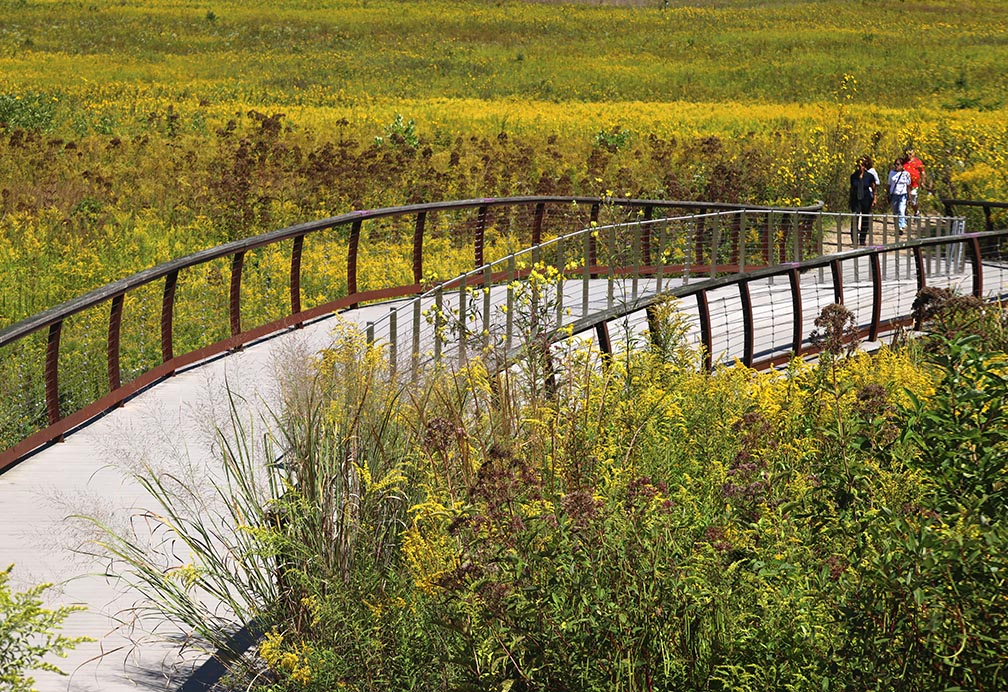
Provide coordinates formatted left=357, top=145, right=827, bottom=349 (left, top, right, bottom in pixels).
left=82, top=325, right=440, bottom=683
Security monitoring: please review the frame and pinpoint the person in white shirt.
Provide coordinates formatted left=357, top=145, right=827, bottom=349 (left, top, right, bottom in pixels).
left=887, top=156, right=911, bottom=234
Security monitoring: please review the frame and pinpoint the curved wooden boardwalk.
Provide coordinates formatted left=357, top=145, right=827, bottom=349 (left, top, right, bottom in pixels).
left=2, top=211, right=1006, bottom=691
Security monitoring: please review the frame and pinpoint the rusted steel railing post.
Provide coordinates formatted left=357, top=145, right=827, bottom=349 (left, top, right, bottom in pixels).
left=788, top=267, right=803, bottom=355
left=532, top=202, right=545, bottom=247
left=348, top=218, right=362, bottom=308
left=161, top=270, right=178, bottom=364
left=290, top=234, right=304, bottom=320
left=913, top=246, right=927, bottom=294
left=968, top=235, right=983, bottom=297
left=696, top=290, right=712, bottom=372
left=474, top=204, right=488, bottom=269
left=108, top=293, right=124, bottom=391
left=913, top=246, right=927, bottom=330
left=45, top=322, right=62, bottom=426
left=595, top=322, right=612, bottom=367
left=739, top=280, right=754, bottom=367
left=830, top=258, right=844, bottom=305
left=413, top=211, right=426, bottom=286
left=230, top=251, right=245, bottom=338
left=869, top=252, right=882, bottom=342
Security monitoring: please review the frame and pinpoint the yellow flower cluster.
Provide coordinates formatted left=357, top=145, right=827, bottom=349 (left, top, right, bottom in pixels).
left=258, top=629, right=315, bottom=686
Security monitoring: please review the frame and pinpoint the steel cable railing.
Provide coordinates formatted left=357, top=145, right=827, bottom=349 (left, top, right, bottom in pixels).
left=2, top=197, right=1002, bottom=472
left=0, top=196, right=821, bottom=471
left=361, top=210, right=978, bottom=378
left=565, top=227, right=1007, bottom=371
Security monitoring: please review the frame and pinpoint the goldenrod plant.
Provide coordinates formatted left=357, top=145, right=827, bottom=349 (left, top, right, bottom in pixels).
left=0, top=565, right=88, bottom=692
left=81, top=286, right=1008, bottom=690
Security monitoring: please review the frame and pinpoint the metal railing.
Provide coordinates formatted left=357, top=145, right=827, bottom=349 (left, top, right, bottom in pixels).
left=615, top=227, right=1007, bottom=371
left=0, top=196, right=822, bottom=471
left=360, top=210, right=995, bottom=378
left=943, top=199, right=1008, bottom=233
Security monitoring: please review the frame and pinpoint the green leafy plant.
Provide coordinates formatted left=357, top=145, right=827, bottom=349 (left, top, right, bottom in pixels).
left=833, top=334, right=1008, bottom=691
left=594, top=125, right=632, bottom=152
left=374, top=114, right=419, bottom=150
left=0, top=565, right=88, bottom=692
left=0, top=92, right=58, bottom=132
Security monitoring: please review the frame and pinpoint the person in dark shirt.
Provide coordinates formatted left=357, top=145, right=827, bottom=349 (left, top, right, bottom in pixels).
left=848, top=156, right=876, bottom=245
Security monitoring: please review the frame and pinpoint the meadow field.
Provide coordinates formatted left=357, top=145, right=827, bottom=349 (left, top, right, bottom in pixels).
left=2, top=3, right=1008, bottom=691
left=1, top=0, right=1007, bottom=325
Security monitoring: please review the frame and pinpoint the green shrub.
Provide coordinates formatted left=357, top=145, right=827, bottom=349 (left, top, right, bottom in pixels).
left=0, top=93, right=58, bottom=132
left=86, top=296, right=1008, bottom=692
left=0, top=565, right=87, bottom=692
left=832, top=334, right=1008, bottom=691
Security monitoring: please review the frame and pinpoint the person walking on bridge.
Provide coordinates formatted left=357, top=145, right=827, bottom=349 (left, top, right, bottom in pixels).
left=849, top=156, right=876, bottom=245
left=888, top=155, right=911, bottom=235
left=903, top=148, right=927, bottom=216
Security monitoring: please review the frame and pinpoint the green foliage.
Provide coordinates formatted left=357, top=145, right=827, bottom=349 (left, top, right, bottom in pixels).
left=907, top=335, right=1008, bottom=516
left=832, top=335, right=1008, bottom=691
left=82, top=246, right=1008, bottom=691
left=0, top=565, right=88, bottom=691
left=594, top=125, right=632, bottom=152
left=0, top=93, right=57, bottom=132
left=374, top=114, right=419, bottom=150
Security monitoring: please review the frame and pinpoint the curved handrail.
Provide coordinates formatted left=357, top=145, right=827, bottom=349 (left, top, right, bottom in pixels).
left=0, top=197, right=819, bottom=345
left=364, top=207, right=844, bottom=376
left=584, top=228, right=1007, bottom=371
left=942, top=198, right=1008, bottom=233
left=0, top=195, right=822, bottom=471
left=362, top=211, right=992, bottom=378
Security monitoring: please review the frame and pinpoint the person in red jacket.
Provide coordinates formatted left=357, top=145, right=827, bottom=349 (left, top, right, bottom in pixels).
left=903, top=148, right=926, bottom=216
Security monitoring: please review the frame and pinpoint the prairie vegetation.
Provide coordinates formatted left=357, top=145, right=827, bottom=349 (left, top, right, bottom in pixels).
left=1, top=0, right=1007, bottom=325
left=101, top=291, right=1008, bottom=691
left=3, top=2, right=1008, bottom=687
